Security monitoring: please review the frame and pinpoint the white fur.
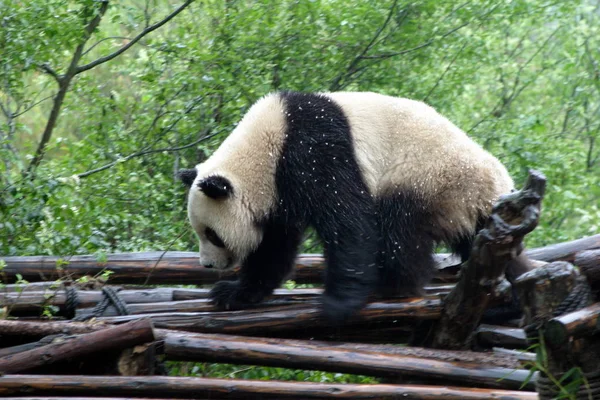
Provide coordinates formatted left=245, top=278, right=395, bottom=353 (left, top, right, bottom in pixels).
left=187, top=94, right=287, bottom=268
left=187, top=91, right=514, bottom=268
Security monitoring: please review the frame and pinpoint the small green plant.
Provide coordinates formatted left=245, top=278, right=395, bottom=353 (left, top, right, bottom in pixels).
left=521, top=333, right=588, bottom=400
left=283, top=280, right=297, bottom=290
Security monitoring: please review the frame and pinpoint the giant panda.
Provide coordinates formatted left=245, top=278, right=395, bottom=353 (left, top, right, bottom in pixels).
left=178, top=91, right=515, bottom=324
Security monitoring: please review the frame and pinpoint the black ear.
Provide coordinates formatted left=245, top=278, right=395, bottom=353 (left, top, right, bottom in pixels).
left=198, top=175, right=233, bottom=199
left=177, top=168, right=198, bottom=187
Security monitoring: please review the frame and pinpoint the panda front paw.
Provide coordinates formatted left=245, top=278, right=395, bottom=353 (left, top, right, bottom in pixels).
left=209, top=280, right=265, bottom=310
left=321, top=294, right=367, bottom=326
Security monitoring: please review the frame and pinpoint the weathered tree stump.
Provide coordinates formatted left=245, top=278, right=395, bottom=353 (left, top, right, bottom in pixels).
left=515, top=260, right=598, bottom=399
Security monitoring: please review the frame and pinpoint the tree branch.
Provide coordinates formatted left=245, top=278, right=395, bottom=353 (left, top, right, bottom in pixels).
left=423, top=41, right=467, bottom=103
left=25, top=0, right=110, bottom=176
left=37, top=63, right=61, bottom=83
left=76, top=130, right=218, bottom=179
left=76, top=0, right=194, bottom=75
left=328, top=0, right=399, bottom=91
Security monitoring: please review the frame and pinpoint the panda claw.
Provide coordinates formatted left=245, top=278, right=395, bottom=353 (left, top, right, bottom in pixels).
left=209, top=280, right=265, bottom=310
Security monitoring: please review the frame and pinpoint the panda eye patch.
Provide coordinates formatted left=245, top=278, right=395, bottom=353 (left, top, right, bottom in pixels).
left=205, top=227, right=225, bottom=248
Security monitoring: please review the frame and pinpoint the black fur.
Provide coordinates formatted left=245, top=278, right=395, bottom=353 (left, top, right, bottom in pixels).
left=177, top=168, right=197, bottom=187
left=449, top=215, right=487, bottom=262
left=198, top=175, right=233, bottom=199
left=210, top=218, right=303, bottom=309
left=375, top=193, right=436, bottom=298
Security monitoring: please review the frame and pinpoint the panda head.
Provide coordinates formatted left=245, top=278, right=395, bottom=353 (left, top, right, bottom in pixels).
left=178, top=168, right=263, bottom=270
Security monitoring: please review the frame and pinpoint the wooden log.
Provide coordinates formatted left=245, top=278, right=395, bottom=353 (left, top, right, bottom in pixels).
left=0, top=252, right=461, bottom=285
left=0, top=319, right=107, bottom=337
left=164, top=333, right=534, bottom=390
left=475, top=325, right=528, bottom=349
left=431, top=170, right=546, bottom=349
left=0, top=318, right=154, bottom=373
left=526, top=233, right=600, bottom=263
left=514, top=261, right=581, bottom=328
left=1, top=281, right=63, bottom=293
left=1, top=398, right=180, bottom=400
left=75, top=285, right=455, bottom=318
left=0, top=375, right=539, bottom=399
left=514, top=259, right=598, bottom=397
left=2, top=233, right=599, bottom=286
left=0, top=288, right=174, bottom=312
left=544, top=302, right=600, bottom=347
left=99, top=297, right=442, bottom=335
left=574, top=249, right=600, bottom=286
left=156, top=329, right=525, bottom=369
left=492, top=347, right=536, bottom=363
left=0, top=313, right=411, bottom=344
left=172, top=285, right=455, bottom=301
left=0, top=334, right=66, bottom=357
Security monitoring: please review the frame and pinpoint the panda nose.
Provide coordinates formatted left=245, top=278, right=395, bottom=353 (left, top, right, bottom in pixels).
left=204, top=263, right=214, bottom=269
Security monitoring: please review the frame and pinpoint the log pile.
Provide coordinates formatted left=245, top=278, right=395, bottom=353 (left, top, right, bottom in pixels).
left=1, top=170, right=600, bottom=399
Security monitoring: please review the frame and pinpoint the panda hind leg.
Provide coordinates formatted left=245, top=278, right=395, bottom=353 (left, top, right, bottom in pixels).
left=375, top=193, right=436, bottom=298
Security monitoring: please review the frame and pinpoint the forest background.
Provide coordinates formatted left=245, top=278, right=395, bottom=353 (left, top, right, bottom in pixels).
left=1, top=0, right=599, bottom=381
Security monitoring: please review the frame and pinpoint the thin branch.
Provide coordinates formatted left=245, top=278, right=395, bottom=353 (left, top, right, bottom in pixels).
left=560, top=85, right=578, bottom=136
left=423, top=41, right=468, bottom=103
left=76, top=130, right=218, bottom=179
left=362, top=21, right=469, bottom=60
left=37, top=63, right=61, bottom=83
left=76, top=0, right=194, bottom=75
left=26, top=0, right=110, bottom=176
left=13, top=94, right=55, bottom=118
left=329, top=0, right=398, bottom=91
left=83, top=36, right=175, bottom=57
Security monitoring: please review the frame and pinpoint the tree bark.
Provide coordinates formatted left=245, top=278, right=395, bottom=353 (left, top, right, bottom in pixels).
left=0, top=319, right=107, bottom=337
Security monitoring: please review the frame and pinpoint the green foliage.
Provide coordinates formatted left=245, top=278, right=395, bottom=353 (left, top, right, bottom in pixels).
left=166, top=361, right=378, bottom=384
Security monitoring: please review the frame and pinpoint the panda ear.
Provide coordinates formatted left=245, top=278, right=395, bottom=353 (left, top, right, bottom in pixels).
left=177, top=168, right=198, bottom=187
left=198, top=175, right=233, bottom=199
